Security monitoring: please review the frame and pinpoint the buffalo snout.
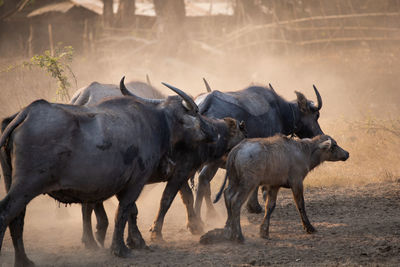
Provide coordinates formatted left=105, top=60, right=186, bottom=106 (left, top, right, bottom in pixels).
left=331, top=145, right=350, bottom=161
left=341, top=150, right=350, bottom=161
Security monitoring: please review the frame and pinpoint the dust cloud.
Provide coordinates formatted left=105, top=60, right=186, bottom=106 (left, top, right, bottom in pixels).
left=0, top=2, right=400, bottom=266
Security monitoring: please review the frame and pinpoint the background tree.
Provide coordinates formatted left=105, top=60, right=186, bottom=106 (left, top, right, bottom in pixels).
left=102, top=0, right=114, bottom=27
left=0, top=0, right=30, bottom=21
left=153, top=0, right=185, bottom=37
left=116, top=0, right=136, bottom=27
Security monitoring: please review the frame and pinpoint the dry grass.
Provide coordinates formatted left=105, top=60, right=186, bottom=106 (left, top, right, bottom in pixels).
left=305, top=119, right=400, bottom=187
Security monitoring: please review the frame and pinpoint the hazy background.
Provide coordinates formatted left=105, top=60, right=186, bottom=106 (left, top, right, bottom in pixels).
left=0, top=1, right=399, bottom=264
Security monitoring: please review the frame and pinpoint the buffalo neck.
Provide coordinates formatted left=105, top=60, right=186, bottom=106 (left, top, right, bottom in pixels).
left=277, top=99, right=299, bottom=136
left=209, top=121, right=229, bottom=159
left=306, top=140, right=325, bottom=171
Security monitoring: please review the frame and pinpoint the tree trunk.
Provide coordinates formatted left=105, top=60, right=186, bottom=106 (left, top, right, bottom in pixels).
left=153, top=0, right=185, bottom=36
left=102, top=0, right=114, bottom=27
left=153, top=0, right=186, bottom=56
left=116, top=0, right=136, bottom=27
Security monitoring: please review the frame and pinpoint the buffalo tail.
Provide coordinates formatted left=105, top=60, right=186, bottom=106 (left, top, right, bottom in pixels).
left=0, top=109, right=28, bottom=148
left=213, top=171, right=228, bottom=203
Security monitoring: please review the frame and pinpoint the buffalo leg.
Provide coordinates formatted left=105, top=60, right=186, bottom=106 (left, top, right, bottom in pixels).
left=149, top=178, right=185, bottom=241
left=110, top=200, right=133, bottom=257
left=111, top=178, right=147, bottom=257
left=0, top=176, right=44, bottom=266
left=81, top=203, right=98, bottom=249
left=126, top=203, right=146, bottom=249
left=222, top=184, right=235, bottom=239
left=246, top=187, right=263, bottom=214
left=229, top=187, right=254, bottom=243
left=194, top=163, right=219, bottom=220
left=9, top=208, right=34, bottom=267
left=0, top=148, right=11, bottom=252
left=94, top=202, right=108, bottom=247
left=179, top=181, right=204, bottom=235
left=259, top=186, right=279, bottom=239
left=291, top=183, right=315, bottom=234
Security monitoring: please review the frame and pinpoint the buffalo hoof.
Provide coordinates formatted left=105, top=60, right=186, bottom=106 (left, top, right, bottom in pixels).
left=111, top=244, right=131, bottom=258
left=82, top=236, right=99, bottom=250
left=229, top=231, right=245, bottom=244
left=199, top=228, right=226, bottom=245
left=95, top=230, right=107, bottom=247
left=246, top=202, right=263, bottom=214
left=127, top=236, right=147, bottom=249
left=259, top=227, right=270, bottom=239
left=187, top=219, right=204, bottom=235
left=149, top=231, right=165, bottom=243
left=305, top=225, right=316, bottom=234
left=15, top=256, right=35, bottom=267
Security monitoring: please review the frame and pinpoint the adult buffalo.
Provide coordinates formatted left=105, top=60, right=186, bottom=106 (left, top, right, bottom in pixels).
left=0, top=77, right=219, bottom=266
left=69, top=77, right=165, bottom=248
left=0, top=78, right=165, bottom=250
left=194, top=81, right=324, bottom=220
left=80, top=81, right=246, bottom=247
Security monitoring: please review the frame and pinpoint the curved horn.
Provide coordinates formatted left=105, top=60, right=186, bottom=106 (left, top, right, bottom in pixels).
left=269, top=83, right=275, bottom=92
left=146, top=74, right=152, bottom=86
left=203, top=78, right=212, bottom=93
left=161, top=82, right=199, bottom=113
left=120, top=77, right=163, bottom=104
left=313, top=85, right=322, bottom=110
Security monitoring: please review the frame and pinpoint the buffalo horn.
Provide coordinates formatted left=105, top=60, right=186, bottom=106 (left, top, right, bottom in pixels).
left=161, top=82, right=199, bottom=113
left=203, top=78, right=212, bottom=93
left=313, top=85, right=322, bottom=110
left=120, top=77, right=163, bottom=104
left=269, top=83, right=275, bottom=92
left=146, top=74, right=152, bottom=86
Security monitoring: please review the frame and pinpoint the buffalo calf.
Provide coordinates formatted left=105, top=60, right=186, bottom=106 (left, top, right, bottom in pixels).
left=202, top=134, right=349, bottom=244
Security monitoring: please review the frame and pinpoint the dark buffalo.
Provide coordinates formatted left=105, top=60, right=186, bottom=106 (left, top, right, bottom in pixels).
left=69, top=78, right=164, bottom=248
left=0, top=78, right=165, bottom=250
left=120, top=82, right=246, bottom=242
left=201, top=135, right=349, bottom=244
left=0, top=77, right=219, bottom=266
left=194, top=81, right=324, bottom=219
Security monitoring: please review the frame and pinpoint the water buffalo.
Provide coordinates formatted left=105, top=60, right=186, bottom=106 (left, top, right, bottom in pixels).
left=70, top=76, right=163, bottom=106
left=0, top=77, right=219, bottom=266
left=120, top=82, right=247, bottom=242
left=201, top=134, right=349, bottom=244
left=0, top=78, right=165, bottom=250
left=69, top=78, right=165, bottom=248
left=78, top=79, right=237, bottom=248
left=194, top=81, right=324, bottom=219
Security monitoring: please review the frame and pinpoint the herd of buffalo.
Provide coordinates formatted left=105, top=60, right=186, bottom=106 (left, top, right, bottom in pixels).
left=0, top=76, right=349, bottom=266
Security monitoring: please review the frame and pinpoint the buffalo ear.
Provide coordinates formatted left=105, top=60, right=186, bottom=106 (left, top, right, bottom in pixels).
left=318, top=139, right=332, bottom=150
left=224, top=117, right=237, bottom=129
left=295, top=91, right=309, bottom=113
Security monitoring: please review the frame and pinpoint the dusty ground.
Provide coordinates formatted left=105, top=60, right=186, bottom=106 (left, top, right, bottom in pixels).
left=1, top=179, right=399, bottom=267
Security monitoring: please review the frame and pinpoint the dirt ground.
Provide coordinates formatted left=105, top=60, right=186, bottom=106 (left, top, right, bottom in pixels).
left=1, top=178, right=399, bottom=267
